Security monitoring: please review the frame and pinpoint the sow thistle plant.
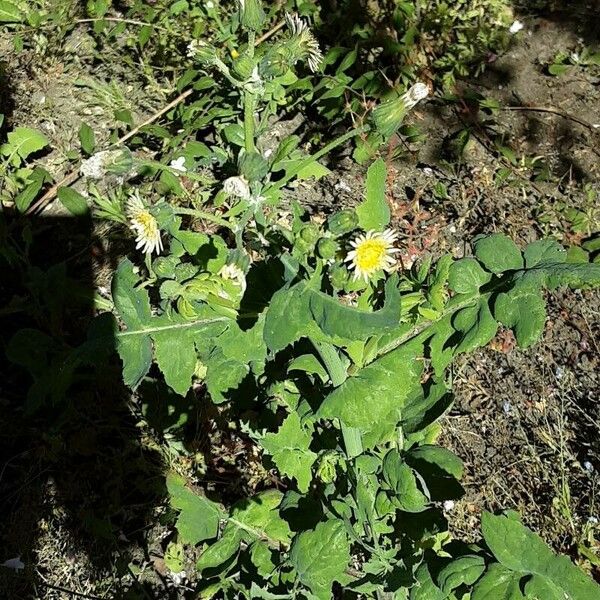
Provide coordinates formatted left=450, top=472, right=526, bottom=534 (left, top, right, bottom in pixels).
left=40, top=1, right=600, bottom=598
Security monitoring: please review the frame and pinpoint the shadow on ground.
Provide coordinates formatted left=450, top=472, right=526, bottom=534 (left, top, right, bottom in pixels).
left=0, top=212, right=171, bottom=599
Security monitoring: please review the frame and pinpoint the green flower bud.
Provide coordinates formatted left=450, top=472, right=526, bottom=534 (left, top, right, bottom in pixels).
left=316, top=451, right=339, bottom=484
left=238, top=150, right=269, bottom=183
left=174, top=263, right=199, bottom=282
left=372, top=83, right=429, bottom=139
left=299, top=223, right=320, bottom=245
left=327, top=209, right=358, bottom=236
left=329, top=264, right=350, bottom=289
left=317, top=237, right=338, bottom=260
left=239, top=0, right=265, bottom=32
left=177, top=297, right=200, bottom=320
left=231, top=52, right=257, bottom=81
left=153, top=256, right=179, bottom=279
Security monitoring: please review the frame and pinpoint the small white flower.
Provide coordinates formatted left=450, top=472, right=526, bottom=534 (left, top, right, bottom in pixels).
left=584, top=461, right=594, bottom=474
left=205, top=0, right=214, bottom=8
left=126, top=192, right=163, bottom=255
left=1, top=557, right=25, bottom=571
left=509, top=20, right=524, bottom=34
left=223, top=176, right=251, bottom=200
left=401, top=82, right=430, bottom=110
left=570, top=52, right=580, bottom=64
left=219, top=263, right=247, bottom=293
left=588, top=516, right=599, bottom=525
left=285, top=13, right=323, bottom=73
left=345, top=229, right=399, bottom=281
left=170, top=156, right=187, bottom=173
left=443, top=500, right=455, bottom=512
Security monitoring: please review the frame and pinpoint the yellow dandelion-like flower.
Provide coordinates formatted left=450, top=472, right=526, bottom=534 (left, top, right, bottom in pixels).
left=126, top=193, right=163, bottom=255
left=345, top=229, right=399, bottom=281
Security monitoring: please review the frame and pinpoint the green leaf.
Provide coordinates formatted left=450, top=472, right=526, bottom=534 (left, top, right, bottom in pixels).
left=382, top=450, right=428, bottom=512
left=0, top=1, right=22, bottom=23
left=308, top=276, right=400, bottom=341
left=318, top=339, right=424, bottom=444
left=166, top=473, right=222, bottom=545
left=473, top=234, right=524, bottom=274
left=261, top=412, right=317, bottom=493
left=263, top=283, right=312, bottom=353
left=116, top=334, right=152, bottom=389
left=78, top=122, right=96, bottom=155
left=229, top=490, right=291, bottom=545
left=153, top=324, right=197, bottom=396
left=494, top=288, right=546, bottom=348
left=410, top=563, right=447, bottom=600
left=1, top=127, right=49, bottom=162
left=453, top=299, right=498, bottom=354
left=289, top=520, right=351, bottom=600
left=288, top=354, right=328, bottom=383
left=204, top=348, right=249, bottom=403
left=356, top=158, right=390, bottom=230
left=408, top=445, right=463, bottom=479
left=523, top=239, right=566, bottom=268
left=196, top=525, right=242, bottom=572
left=437, top=555, right=486, bottom=593
left=448, top=258, right=491, bottom=294
left=481, top=512, right=600, bottom=599
left=471, top=564, right=525, bottom=600
left=57, top=187, right=90, bottom=216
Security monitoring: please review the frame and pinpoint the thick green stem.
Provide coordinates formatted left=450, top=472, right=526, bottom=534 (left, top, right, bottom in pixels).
left=244, top=92, right=256, bottom=153
left=268, top=124, right=370, bottom=192
left=173, top=207, right=233, bottom=230
left=313, top=340, right=363, bottom=458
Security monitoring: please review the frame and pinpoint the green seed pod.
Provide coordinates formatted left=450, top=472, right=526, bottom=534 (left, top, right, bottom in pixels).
left=329, top=264, right=350, bottom=289
left=372, top=95, right=408, bottom=140
left=231, top=52, right=257, bottom=81
left=327, top=209, right=358, bottom=236
left=317, top=237, right=338, bottom=260
left=299, top=223, right=320, bottom=245
left=239, top=0, right=265, bottom=32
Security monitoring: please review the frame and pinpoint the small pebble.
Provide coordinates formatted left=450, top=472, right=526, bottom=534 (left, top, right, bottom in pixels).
left=443, top=500, right=455, bottom=512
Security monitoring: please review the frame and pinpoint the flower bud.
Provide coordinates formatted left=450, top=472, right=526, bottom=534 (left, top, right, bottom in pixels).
left=231, top=52, right=257, bottom=81
left=299, top=223, right=320, bottom=245
left=238, top=0, right=265, bottom=32
left=372, top=82, right=429, bottom=139
left=329, top=264, right=350, bottom=289
left=187, top=40, right=216, bottom=64
left=317, top=237, right=338, bottom=260
left=327, top=209, right=358, bottom=236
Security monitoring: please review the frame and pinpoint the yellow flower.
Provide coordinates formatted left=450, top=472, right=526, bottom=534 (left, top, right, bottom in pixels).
left=345, top=229, right=399, bottom=281
left=126, top=193, right=163, bottom=255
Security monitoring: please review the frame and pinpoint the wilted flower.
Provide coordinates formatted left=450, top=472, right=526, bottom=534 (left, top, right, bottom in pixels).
left=401, top=82, right=430, bottom=110
left=509, top=20, right=524, bottom=34
left=223, top=176, right=251, bottom=200
left=80, top=149, right=133, bottom=180
left=345, top=229, right=399, bottom=281
left=126, top=192, right=163, bottom=255
left=285, top=13, right=323, bottom=73
left=170, top=156, right=187, bottom=173
left=219, top=263, right=247, bottom=293
left=187, top=40, right=215, bottom=63
left=373, top=82, right=429, bottom=138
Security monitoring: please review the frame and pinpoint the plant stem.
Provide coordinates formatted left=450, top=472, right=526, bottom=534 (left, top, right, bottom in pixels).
left=268, top=124, right=370, bottom=191
left=173, top=207, right=233, bottom=229
left=313, top=340, right=364, bottom=457
left=244, top=92, right=256, bottom=153
left=313, top=340, right=346, bottom=387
